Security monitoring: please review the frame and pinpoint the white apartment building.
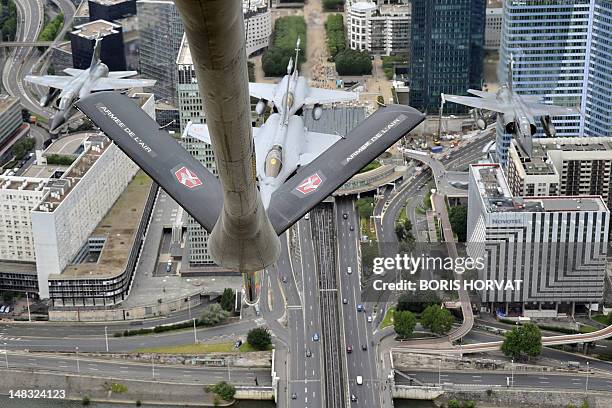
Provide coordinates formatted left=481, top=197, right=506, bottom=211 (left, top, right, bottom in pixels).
left=507, top=138, right=612, bottom=208
left=347, top=1, right=410, bottom=55
left=244, top=0, right=272, bottom=57
left=467, top=164, right=609, bottom=315
left=28, top=93, right=154, bottom=299
left=0, top=177, right=49, bottom=262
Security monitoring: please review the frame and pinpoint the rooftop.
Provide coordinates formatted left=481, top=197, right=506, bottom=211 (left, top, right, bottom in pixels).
left=0, top=176, right=48, bottom=192
left=176, top=33, right=192, bottom=66
left=90, top=0, right=134, bottom=5
left=0, top=94, right=18, bottom=114
left=72, top=19, right=121, bottom=39
left=471, top=164, right=607, bottom=213
left=54, top=171, right=152, bottom=279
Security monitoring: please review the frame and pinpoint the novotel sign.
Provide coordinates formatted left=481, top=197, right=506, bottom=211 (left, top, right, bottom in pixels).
left=491, top=218, right=523, bottom=225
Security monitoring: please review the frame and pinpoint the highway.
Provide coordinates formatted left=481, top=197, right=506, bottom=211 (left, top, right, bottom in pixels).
left=311, top=203, right=345, bottom=408
left=0, top=350, right=269, bottom=386
left=398, top=369, right=612, bottom=391
left=336, top=197, right=385, bottom=407
left=282, top=217, right=324, bottom=408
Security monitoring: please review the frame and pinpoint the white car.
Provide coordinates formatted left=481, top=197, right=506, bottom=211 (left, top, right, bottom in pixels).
left=0, top=305, right=5, bottom=313
left=367, top=315, right=372, bottom=323
left=356, top=375, right=363, bottom=385
left=347, top=267, right=352, bottom=274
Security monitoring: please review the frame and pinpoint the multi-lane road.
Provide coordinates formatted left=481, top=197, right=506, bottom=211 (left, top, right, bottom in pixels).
left=398, top=369, right=612, bottom=391
left=1, top=350, right=269, bottom=385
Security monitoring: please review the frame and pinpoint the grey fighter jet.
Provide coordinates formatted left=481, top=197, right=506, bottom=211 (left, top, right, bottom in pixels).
left=185, top=39, right=359, bottom=208
left=25, top=37, right=156, bottom=134
left=442, top=58, right=579, bottom=137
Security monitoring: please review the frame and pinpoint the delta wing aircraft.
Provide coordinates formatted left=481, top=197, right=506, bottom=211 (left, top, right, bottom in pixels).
left=25, top=37, right=156, bottom=133
left=442, top=58, right=579, bottom=137
left=185, top=39, right=359, bottom=207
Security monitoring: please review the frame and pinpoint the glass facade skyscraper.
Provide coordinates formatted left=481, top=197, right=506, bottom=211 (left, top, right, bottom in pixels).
left=499, top=0, right=611, bottom=137
left=137, top=0, right=184, bottom=104
left=409, top=0, right=486, bottom=114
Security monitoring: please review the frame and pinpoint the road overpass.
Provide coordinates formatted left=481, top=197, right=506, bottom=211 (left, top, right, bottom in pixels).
left=0, top=41, right=54, bottom=47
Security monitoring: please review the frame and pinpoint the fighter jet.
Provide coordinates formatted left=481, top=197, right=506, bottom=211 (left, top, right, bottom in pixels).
left=442, top=58, right=579, bottom=137
left=25, top=37, right=156, bottom=134
left=184, top=39, right=359, bottom=208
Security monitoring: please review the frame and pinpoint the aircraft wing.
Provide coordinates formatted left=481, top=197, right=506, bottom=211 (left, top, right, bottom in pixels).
left=304, top=88, right=358, bottom=105
left=267, top=104, right=425, bottom=234
left=249, top=82, right=277, bottom=101
left=108, top=71, right=138, bottom=79
left=24, top=75, right=73, bottom=89
left=75, top=92, right=223, bottom=233
left=91, top=78, right=156, bottom=91
left=186, top=122, right=260, bottom=144
left=443, top=94, right=507, bottom=113
left=63, top=68, right=85, bottom=76
left=466, top=89, right=497, bottom=99
left=524, top=102, right=580, bottom=117
left=299, top=131, right=341, bottom=166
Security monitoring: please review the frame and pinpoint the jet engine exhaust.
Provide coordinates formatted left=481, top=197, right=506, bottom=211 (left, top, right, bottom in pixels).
left=541, top=115, right=556, bottom=137
left=173, top=0, right=280, bottom=282
left=473, top=108, right=486, bottom=130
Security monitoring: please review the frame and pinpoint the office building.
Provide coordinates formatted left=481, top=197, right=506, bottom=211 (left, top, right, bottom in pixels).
left=507, top=137, right=612, bottom=208
left=409, top=0, right=486, bottom=114
left=468, top=163, right=608, bottom=315
left=499, top=0, right=612, bottom=137
left=176, top=36, right=218, bottom=268
left=70, top=20, right=126, bottom=71
left=484, top=5, right=502, bottom=50
left=51, top=42, right=73, bottom=73
left=88, top=0, right=136, bottom=21
left=347, top=1, right=410, bottom=56
left=0, top=95, right=23, bottom=146
left=137, top=0, right=185, bottom=104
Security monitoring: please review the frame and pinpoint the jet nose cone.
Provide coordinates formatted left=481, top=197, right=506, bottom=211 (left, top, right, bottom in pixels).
left=50, top=113, right=65, bottom=134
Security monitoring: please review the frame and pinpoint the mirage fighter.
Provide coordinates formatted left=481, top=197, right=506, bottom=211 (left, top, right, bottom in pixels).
left=25, top=36, right=156, bottom=134
left=442, top=58, right=580, bottom=137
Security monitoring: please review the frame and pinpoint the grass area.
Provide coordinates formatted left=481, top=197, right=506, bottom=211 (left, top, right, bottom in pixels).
left=579, top=325, right=597, bottom=334
left=136, top=341, right=268, bottom=354
left=380, top=308, right=395, bottom=329
left=359, top=160, right=382, bottom=174
left=398, top=207, right=408, bottom=223
left=593, top=314, right=611, bottom=325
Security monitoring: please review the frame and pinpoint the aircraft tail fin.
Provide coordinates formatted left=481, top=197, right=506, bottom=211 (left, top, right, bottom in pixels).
left=75, top=92, right=223, bottom=233
left=91, top=34, right=103, bottom=67
left=266, top=104, right=425, bottom=235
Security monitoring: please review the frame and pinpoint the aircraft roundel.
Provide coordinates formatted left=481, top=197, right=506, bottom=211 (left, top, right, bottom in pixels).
left=175, top=166, right=203, bottom=189
left=296, top=173, right=323, bottom=195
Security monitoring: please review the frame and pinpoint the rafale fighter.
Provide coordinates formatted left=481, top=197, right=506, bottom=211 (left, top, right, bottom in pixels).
left=442, top=58, right=580, bottom=137
left=25, top=37, right=156, bottom=134
left=185, top=39, right=359, bottom=208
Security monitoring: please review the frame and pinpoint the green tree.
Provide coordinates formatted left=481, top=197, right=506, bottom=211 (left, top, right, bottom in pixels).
left=322, top=0, right=344, bottom=11
left=325, top=14, right=346, bottom=59
left=247, top=327, right=272, bottom=350
left=262, top=16, right=307, bottom=76
left=501, top=323, right=542, bottom=361
left=199, top=304, right=230, bottom=326
left=220, top=288, right=235, bottom=312
left=395, top=218, right=414, bottom=244
left=11, top=137, right=35, bottom=160
left=208, top=381, right=236, bottom=401
left=394, top=310, right=416, bottom=338
left=448, top=205, right=468, bottom=242
left=38, top=13, right=64, bottom=42
left=335, top=49, right=372, bottom=76
left=421, top=304, right=454, bottom=335
left=396, top=291, right=440, bottom=314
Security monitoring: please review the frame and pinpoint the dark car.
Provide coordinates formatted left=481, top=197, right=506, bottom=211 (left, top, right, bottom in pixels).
left=361, top=344, right=367, bottom=351
left=292, top=393, right=297, bottom=400
left=350, top=225, right=354, bottom=231
left=351, top=394, right=358, bottom=401
left=343, top=213, right=348, bottom=219
left=347, top=345, right=353, bottom=353
left=306, top=349, right=312, bottom=357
